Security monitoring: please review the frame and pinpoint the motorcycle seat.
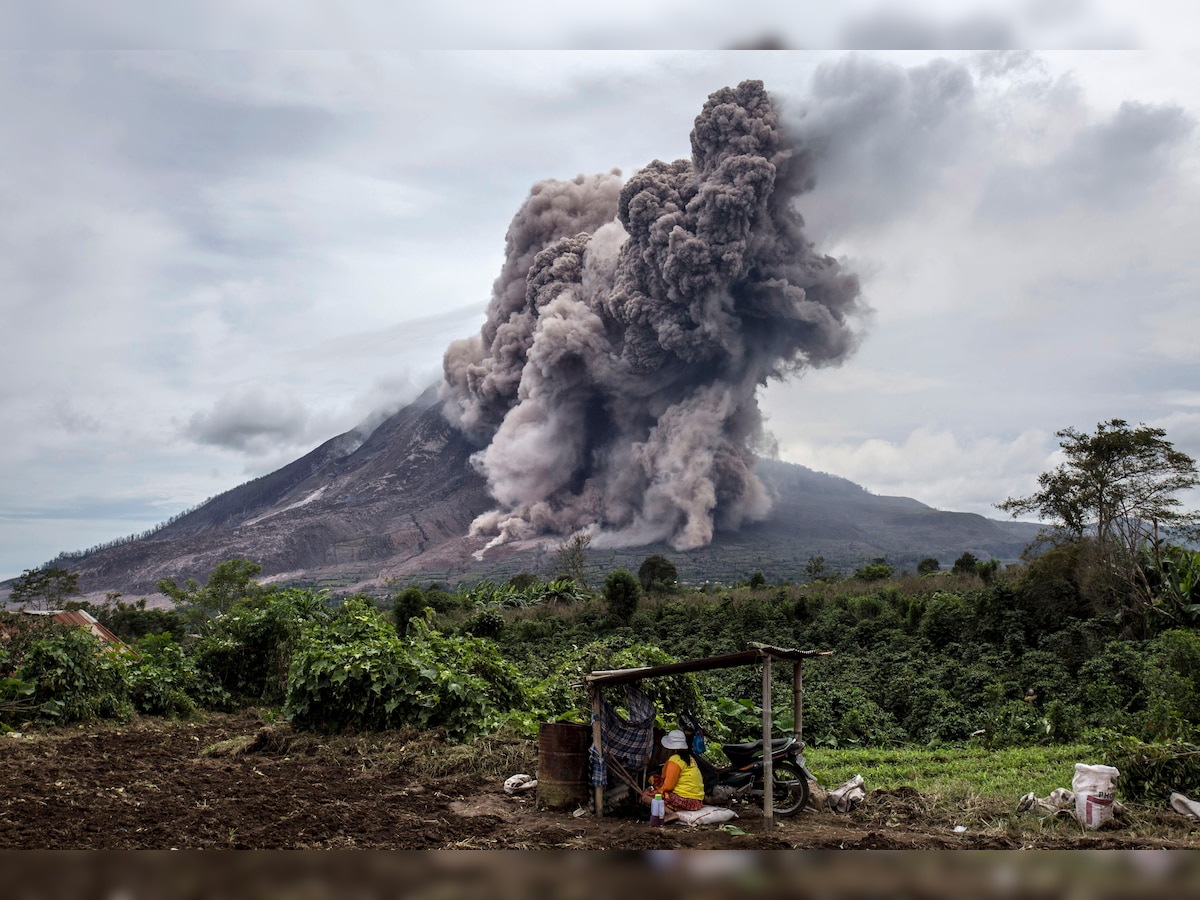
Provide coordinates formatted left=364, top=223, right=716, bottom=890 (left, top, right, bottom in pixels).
left=722, top=737, right=793, bottom=755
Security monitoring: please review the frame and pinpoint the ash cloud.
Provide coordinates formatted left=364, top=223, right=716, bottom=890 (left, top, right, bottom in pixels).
left=441, top=80, right=864, bottom=552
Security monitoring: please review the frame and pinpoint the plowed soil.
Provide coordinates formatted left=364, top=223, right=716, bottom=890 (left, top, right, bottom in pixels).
left=3, top=712, right=1198, bottom=850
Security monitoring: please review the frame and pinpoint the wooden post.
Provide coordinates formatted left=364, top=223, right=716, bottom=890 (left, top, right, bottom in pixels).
left=590, top=683, right=605, bottom=817
left=793, top=660, right=803, bottom=748
left=762, top=653, right=773, bottom=825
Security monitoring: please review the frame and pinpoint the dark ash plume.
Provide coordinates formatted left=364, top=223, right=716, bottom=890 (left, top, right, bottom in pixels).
left=441, top=80, right=864, bottom=552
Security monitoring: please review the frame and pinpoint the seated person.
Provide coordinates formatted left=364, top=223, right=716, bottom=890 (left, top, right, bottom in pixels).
left=641, top=729, right=705, bottom=818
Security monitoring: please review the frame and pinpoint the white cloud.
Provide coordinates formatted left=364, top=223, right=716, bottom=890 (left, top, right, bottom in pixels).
left=780, top=427, right=1054, bottom=517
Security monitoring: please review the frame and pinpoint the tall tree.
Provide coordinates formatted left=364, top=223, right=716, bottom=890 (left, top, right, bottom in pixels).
left=637, top=555, right=678, bottom=593
left=555, top=532, right=592, bottom=593
left=998, top=419, right=1199, bottom=619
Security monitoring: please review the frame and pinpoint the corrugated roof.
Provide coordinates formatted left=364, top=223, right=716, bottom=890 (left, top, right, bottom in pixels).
left=21, top=609, right=125, bottom=648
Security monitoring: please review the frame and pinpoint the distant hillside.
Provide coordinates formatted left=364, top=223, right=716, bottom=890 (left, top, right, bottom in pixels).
left=42, top=386, right=1040, bottom=600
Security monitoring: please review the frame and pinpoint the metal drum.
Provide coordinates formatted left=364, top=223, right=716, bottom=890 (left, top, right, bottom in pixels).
left=536, top=722, right=592, bottom=810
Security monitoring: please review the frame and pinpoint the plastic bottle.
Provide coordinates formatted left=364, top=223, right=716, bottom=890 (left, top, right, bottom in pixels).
left=650, top=793, right=665, bottom=827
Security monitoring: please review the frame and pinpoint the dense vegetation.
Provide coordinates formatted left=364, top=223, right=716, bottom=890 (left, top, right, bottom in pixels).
left=3, top=420, right=1198, bottom=801
left=2, top=543, right=1199, bottom=801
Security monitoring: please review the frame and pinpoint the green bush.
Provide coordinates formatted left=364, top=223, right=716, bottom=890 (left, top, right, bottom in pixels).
left=604, top=569, right=641, bottom=625
left=1078, top=640, right=1152, bottom=732
left=637, top=555, right=678, bottom=593
left=802, top=681, right=904, bottom=747
left=1099, top=732, right=1200, bottom=802
left=192, top=588, right=330, bottom=706
left=1143, top=629, right=1200, bottom=739
left=462, top=608, right=505, bottom=639
left=126, top=633, right=228, bottom=717
left=284, top=598, right=527, bottom=739
left=16, top=627, right=130, bottom=723
left=854, top=559, right=894, bottom=582
left=393, top=586, right=428, bottom=635
left=918, top=592, right=970, bottom=646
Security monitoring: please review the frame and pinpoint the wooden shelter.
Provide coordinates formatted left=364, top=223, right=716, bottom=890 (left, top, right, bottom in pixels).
left=583, top=642, right=833, bottom=824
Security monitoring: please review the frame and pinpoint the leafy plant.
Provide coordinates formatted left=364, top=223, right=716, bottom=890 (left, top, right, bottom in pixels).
left=1141, top=544, right=1200, bottom=631
left=393, top=586, right=428, bottom=635
left=462, top=608, right=505, bottom=639
left=16, top=626, right=131, bottom=723
left=284, top=598, right=527, bottom=740
left=126, top=633, right=228, bottom=717
left=0, top=674, right=36, bottom=729
left=1094, top=730, right=1200, bottom=802
left=192, top=588, right=331, bottom=706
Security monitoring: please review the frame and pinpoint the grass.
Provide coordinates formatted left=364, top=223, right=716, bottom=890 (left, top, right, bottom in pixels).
left=797, top=742, right=1187, bottom=840
left=807, top=743, right=1105, bottom=805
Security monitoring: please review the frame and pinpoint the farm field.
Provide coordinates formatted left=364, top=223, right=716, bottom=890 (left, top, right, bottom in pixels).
left=4, top=712, right=1198, bottom=851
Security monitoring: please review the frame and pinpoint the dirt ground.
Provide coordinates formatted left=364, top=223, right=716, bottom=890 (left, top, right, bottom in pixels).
left=3, top=712, right=1199, bottom=850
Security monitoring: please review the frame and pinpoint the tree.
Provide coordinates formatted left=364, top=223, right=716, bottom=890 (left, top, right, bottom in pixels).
left=604, top=569, right=641, bottom=625
left=998, top=420, right=1199, bottom=554
left=854, top=558, right=893, bottom=582
left=998, top=420, right=1200, bottom=619
left=555, top=532, right=592, bottom=593
left=917, top=558, right=941, bottom=576
left=10, top=566, right=80, bottom=610
left=976, top=558, right=1001, bottom=584
left=804, top=555, right=829, bottom=582
left=637, top=555, right=678, bottom=593
left=952, top=552, right=980, bottom=577
left=157, top=558, right=267, bottom=623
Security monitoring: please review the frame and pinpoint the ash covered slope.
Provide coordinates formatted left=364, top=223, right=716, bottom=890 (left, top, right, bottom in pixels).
left=69, top=386, right=494, bottom=596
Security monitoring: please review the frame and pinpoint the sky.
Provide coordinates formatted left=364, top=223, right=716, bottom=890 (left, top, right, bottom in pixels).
left=3, top=3, right=1200, bottom=580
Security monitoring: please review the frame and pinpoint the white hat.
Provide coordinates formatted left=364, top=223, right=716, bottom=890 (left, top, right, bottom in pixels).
left=662, top=729, right=688, bottom=750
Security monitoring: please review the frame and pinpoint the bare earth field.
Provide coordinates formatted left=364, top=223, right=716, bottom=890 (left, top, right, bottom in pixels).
left=3, top=712, right=1199, bottom=851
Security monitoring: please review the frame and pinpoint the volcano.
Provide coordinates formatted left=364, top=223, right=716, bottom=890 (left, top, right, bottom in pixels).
left=50, top=386, right=1040, bottom=601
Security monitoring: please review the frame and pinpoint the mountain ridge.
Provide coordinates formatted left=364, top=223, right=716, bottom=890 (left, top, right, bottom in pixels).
left=41, top=387, right=1041, bottom=599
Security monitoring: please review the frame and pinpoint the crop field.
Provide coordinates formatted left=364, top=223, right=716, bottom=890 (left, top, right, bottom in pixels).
left=4, top=711, right=1199, bottom=851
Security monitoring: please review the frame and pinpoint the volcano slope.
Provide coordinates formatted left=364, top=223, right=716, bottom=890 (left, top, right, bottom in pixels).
left=51, top=386, right=1039, bottom=601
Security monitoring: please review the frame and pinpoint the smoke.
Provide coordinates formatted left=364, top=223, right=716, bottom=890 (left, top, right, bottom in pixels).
left=440, top=80, right=865, bottom=552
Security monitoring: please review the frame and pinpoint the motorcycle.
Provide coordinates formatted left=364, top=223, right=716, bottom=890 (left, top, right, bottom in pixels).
left=678, top=712, right=813, bottom=817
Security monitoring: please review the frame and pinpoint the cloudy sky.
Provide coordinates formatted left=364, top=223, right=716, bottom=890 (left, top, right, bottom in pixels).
left=3, top=4, right=1199, bottom=580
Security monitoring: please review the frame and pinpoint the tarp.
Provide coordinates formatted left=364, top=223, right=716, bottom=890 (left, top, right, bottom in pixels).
left=590, top=683, right=656, bottom=787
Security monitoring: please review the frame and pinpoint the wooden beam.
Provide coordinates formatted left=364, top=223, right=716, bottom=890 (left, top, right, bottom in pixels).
left=793, top=660, right=803, bottom=748
left=590, top=685, right=604, bottom=817
left=762, top=654, right=773, bottom=825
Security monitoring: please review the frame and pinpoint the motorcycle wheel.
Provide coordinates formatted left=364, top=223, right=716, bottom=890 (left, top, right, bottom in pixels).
left=766, top=761, right=810, bottom=817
